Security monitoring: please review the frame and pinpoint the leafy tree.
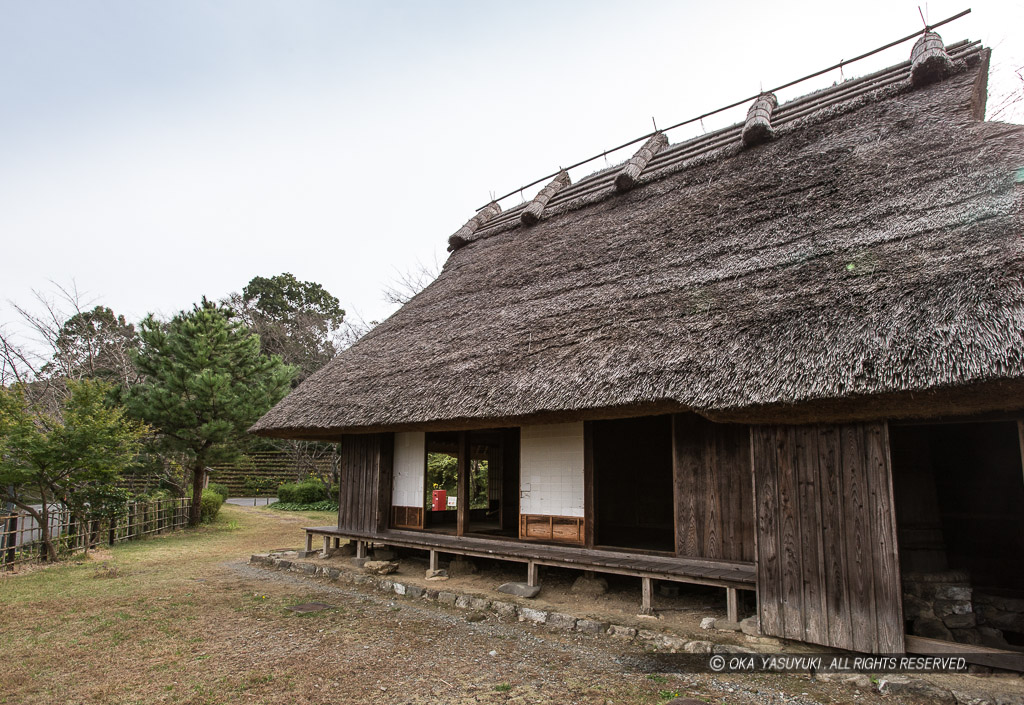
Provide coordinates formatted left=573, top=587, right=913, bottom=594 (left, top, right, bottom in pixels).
left=125, top=299, right=294, bottom=526
left=0, top=380, right=146, bottom=561
left=229, top=273, right=345, bottom=384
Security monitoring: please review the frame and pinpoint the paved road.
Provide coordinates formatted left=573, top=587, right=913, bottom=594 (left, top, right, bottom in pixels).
left=225, top=497, right=277, bottom=507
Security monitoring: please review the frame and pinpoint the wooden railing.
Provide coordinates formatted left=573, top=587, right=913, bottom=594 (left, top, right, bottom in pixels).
left=0, top=498, right=191, bottom=570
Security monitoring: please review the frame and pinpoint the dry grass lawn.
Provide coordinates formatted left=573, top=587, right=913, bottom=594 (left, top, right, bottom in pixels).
left=1, top=504, right=1014, bottom=705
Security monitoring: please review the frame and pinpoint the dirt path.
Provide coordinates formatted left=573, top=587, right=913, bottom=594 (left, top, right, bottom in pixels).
left=0, top=504, right=1018, bottom=704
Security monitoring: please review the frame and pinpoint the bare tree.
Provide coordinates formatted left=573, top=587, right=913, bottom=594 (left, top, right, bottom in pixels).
left=988, top=64, right=1023, bottom=123
left=381, top=257, right=441, bottom=306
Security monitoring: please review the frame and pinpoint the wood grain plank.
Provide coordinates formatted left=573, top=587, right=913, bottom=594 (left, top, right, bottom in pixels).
left=778, top=427, right=804, bottom=640
left=796, top=425, right=827, bottom=645
left=752, top=426, right=783, bottom=638
left=818, top=425, right=853, bottom=650
left=870, top=423, right=905, bottom=653
left=673, top=415, right=701, bottom=557
left=841, top=424, right=878, bottom=653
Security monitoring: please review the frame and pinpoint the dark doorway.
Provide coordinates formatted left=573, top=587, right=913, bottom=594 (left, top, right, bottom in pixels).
left=593, top=415, right=674, bottom=552
left=422, top=429, right=519, bottom=537
left=891, top=420, right=1024, bottom=595
left=466, top=428, right=519, bottom=537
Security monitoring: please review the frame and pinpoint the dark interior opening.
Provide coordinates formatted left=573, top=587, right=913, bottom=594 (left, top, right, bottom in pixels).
left=421, top=429, right=519, bottom=536
left=467, top=428, right=519, bottom=537
left=891, top=420, right=1024, bottom=595
left=593, top=415, right=674, bottom=552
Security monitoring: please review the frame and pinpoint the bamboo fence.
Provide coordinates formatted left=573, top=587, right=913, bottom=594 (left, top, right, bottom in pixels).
left=0, top=498, right=191, bottom=570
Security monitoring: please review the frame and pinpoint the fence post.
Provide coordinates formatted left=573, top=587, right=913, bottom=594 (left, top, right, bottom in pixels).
left=2, top=513, right=16, bottom=568
left=108, top=517, right=116, bottom=546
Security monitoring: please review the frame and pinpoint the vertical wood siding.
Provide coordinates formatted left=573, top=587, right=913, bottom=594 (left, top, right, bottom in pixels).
left=673, top=415, right=754, bottom=561
left=337, top=433, right=393, bottom=534
left=752, top=423, right=904, bottom=653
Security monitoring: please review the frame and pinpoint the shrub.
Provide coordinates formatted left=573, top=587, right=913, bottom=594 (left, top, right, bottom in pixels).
left=207, top=482, right=230, bottom=501
left=277, top=482, right=296, bottom=504
left=200, top=489, right=224, bottom=523
left=277, top=480, right=328, bottom=505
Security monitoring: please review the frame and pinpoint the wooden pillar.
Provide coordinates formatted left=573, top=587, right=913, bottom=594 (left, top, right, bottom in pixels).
left=641, top=577, right=654, bottom=615
left=457, top=431, right=469, bottom=537
left=333, top=537, right=340, bottom=549
left=583, top=421, right=595, bottom=549
left=726, top=588, right=739, bottom=623
left=322, top=535, right=331, bottom=554
left=305, top=531, right=314, bottom=553
left=429, top=550, right=440, bottom=572
left=527, top=561, right=539, bottom=587
left=355, top=540, right=367, bottom=559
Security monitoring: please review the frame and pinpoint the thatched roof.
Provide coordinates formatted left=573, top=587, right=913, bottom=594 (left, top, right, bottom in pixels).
left=254, top=40, right=1024, bottom=439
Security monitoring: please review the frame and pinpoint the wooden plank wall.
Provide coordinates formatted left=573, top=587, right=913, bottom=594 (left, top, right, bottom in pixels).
left=752, top=423, right=904, bottom=653
left=673, top=415, right=754, bottom=562
left=337, top=433, right=394, bottom=534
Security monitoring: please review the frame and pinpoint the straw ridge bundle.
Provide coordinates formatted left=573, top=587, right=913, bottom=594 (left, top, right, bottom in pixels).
left=448, top=201, right=502, bottom=251
left=521, top=171, right=571, bottom=226
left=614, top=133, right=668, bottom=192
left=741, top=93, right=779, bottom=147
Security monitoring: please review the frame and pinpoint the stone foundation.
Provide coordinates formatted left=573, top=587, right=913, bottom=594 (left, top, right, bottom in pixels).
left=903, top=571, right=979, bottom=643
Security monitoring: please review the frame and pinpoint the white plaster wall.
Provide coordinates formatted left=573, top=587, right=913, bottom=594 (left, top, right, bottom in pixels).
left=519, top=422, right=584, bottom=518
left=392, top=432, right=425, bottom=508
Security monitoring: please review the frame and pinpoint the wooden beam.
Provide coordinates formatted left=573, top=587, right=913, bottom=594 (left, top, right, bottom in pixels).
left=641, top=577, right=654, bottom=615
left=355, top=540, right=367, bottom=559
left=457, top=431, right=469, bottom=537
left=323, top=534, right=331, bottom=555
left=583, top=421, right=595, bottom=549
left=527, top=561, right=539, bottom=587
left=305, top=531, right=313, bottom=553
left=905, top=635, right=1024, bottom=672
left=726, top=587, right=739, bottom=622
left=429, top=549, right=439, bottom=573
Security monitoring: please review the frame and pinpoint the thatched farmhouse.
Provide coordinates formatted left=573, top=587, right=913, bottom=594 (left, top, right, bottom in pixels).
left=253, top=34, right=1024, bottom=660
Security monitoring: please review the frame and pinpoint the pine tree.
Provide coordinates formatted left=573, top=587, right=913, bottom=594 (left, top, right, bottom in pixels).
left=126, top=299, right=294, bottom=525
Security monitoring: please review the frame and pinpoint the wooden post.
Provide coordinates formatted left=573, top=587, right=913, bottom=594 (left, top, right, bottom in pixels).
left=355, top=540, right=367, bottom=559
left=322, top=534, right=331, bottom=554
left=305, top=532, right=314, bottom=553
left=641, top=577, right=654, bottom=615
left=108, top=518, right=116, bottom=546
left=333, top=537, right=340, bottom=549
left=527, top=561, right=539, bottom=588
left=429, top=549, right=439, bottom=573
left=726, top=588, right=739, bottom=623
left=457, top=431, right=469, bottom=537
left=583, top=421, right=595, bottom=549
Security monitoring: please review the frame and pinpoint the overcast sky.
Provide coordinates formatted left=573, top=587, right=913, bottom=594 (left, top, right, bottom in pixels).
left=1, top=1, right=1021, bottom=347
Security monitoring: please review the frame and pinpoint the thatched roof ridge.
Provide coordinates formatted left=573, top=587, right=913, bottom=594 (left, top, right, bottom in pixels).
left=461, top=39, right=985, bottom=245
left=253, top=42, right=1024, bottom=438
